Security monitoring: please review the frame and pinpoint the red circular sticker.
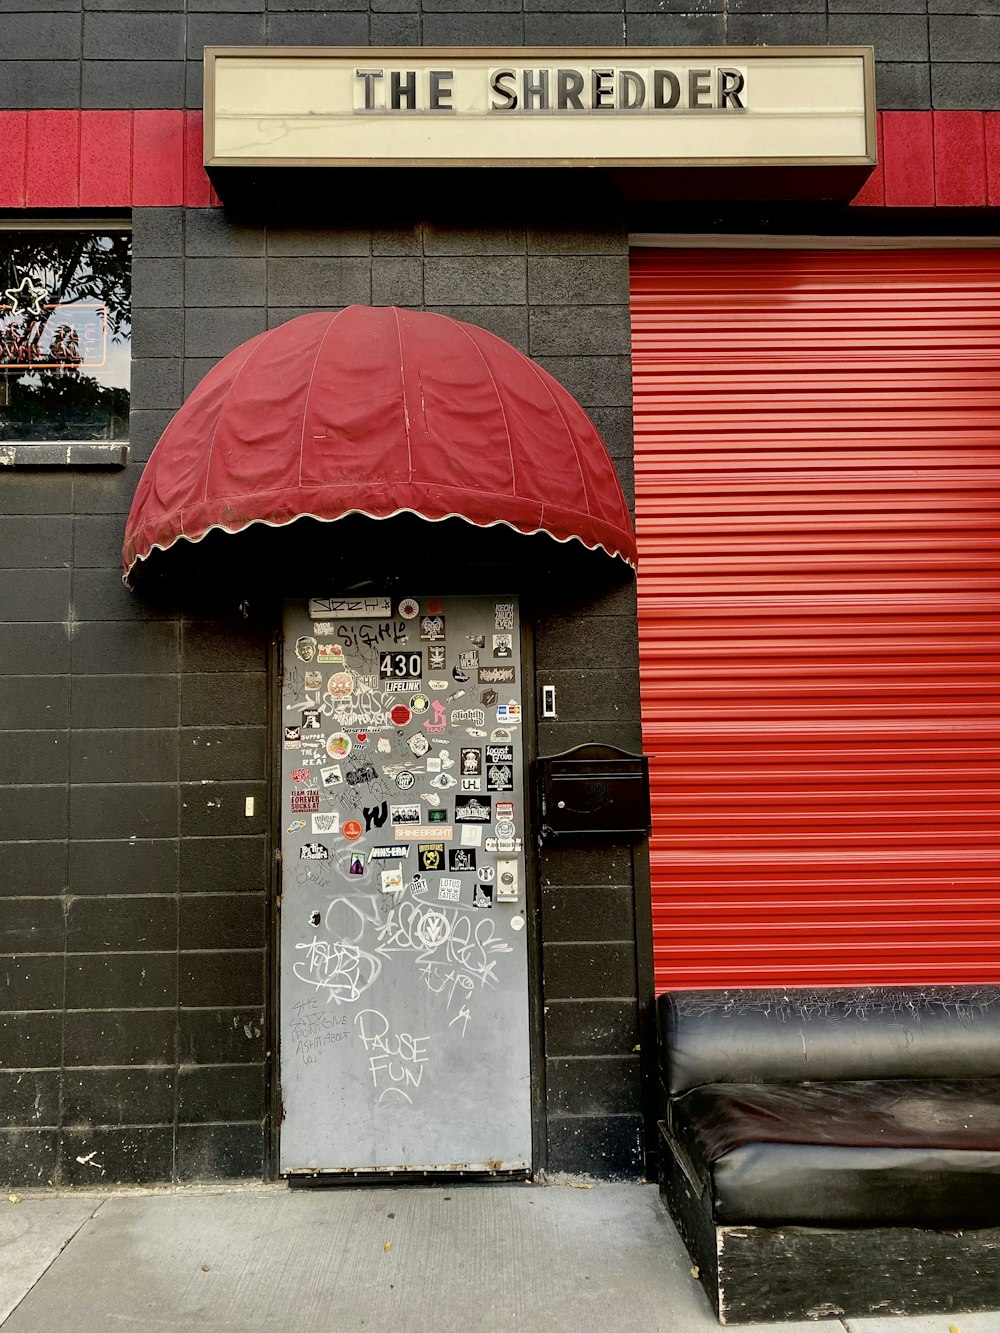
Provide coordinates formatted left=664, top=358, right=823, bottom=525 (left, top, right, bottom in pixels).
left=390, top=704, right=412, bottom=727
left=343, top=820, right=363, bottom=842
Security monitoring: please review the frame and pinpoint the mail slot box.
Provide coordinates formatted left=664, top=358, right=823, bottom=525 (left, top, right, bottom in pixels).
left=537, top=743, right=651, bottom=839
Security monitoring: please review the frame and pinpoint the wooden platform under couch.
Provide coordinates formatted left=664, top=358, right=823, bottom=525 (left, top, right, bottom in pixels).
left=656, top=986, right=1000, bottom=1325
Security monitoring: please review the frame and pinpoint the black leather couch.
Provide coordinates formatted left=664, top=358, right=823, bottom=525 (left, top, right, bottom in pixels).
left=657, top=986, right=1000, bottom=1324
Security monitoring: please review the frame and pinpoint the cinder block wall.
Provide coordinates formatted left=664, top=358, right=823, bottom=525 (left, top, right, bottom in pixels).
left=1, top=438, right=271, bottom=1183
left=1, top=197, right=645, bottom=1184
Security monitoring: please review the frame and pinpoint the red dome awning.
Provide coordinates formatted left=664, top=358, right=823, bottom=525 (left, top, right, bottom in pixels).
left=122, top=306, right=636, bottom=585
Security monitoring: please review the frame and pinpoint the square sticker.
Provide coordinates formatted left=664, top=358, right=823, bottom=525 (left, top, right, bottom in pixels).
left=418, top=842, right=445, bottom=872
left=454, top=795, right=491, bottom=823
left=311, top=812, right=340, bottom=835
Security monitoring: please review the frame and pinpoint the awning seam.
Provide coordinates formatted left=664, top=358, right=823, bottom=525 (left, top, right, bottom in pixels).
left=392, top=306, right=413, bottom=480
left=298, top=309, right=347, bottom=488
left=522, top=353, right=595, bottom=526
left=454, top=319, right=516, bottom=496
left=200, top=327, right=273, bottom=504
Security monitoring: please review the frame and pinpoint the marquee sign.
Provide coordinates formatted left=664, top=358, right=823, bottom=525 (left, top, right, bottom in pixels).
left=205, top=47, right=876, bottom=169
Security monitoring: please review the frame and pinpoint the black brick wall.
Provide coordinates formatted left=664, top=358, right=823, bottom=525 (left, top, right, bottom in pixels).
left=1, top=198, right=645, bottom=1184
left=2, top=0, right=1000, bottom=113
left=0, top=435, right=270, bottom=1182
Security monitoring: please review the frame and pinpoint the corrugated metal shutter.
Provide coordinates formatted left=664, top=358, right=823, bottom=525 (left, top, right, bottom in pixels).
left=630, top=247, right=1000, bottom=991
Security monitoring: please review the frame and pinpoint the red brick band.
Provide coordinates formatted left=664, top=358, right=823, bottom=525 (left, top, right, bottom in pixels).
left=0, top=110, right=217, bottom=209
left=0, top=109, right=997, bottom=210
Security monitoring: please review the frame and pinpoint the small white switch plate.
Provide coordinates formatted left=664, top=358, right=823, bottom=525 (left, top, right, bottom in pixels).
left=245, top=796, right=255, bottom=817
left=541, top=685, right=557, bottom=718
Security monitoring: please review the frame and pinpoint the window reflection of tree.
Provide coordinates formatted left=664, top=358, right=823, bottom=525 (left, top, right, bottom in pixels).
left=0, top=231, right=130, bottom=440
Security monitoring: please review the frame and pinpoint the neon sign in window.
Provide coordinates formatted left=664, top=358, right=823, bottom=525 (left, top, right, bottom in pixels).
left=0, top=230, right=130, bottom=444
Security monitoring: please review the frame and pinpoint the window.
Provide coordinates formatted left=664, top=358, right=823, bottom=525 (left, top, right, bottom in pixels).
left=0, top=225, right=130, bottom=465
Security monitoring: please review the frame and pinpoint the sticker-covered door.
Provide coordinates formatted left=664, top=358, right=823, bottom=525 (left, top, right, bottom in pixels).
left=279, top=595, right=531, bottom=1174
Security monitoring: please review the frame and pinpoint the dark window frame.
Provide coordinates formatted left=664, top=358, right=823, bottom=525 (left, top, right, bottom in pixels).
left=0, top=216, right=131, bottom=469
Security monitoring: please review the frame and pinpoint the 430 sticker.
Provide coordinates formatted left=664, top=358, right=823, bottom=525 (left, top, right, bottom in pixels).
left=379, top=650, right=423, bottom=680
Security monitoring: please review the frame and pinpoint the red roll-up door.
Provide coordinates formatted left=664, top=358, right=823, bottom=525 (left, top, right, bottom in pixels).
left=630, top=247, right=1000, bottom=991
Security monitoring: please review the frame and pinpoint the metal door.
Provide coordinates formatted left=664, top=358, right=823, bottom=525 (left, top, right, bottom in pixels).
left=278, top=594, right=532, bottom=1174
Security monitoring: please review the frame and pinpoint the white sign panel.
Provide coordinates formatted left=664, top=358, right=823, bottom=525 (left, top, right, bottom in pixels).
left=206, top=47, right=876, bottom=168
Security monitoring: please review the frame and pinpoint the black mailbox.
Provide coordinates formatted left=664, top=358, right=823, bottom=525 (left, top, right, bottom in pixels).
left=537, top=744, right=651, bottom=840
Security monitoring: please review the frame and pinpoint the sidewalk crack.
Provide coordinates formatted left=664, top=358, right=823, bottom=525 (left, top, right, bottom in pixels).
left=1, top=1196, right=108, bottom=1328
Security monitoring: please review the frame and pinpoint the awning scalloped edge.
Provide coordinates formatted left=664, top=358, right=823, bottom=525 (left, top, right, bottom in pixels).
left=122, top=503, right=637, bottom=587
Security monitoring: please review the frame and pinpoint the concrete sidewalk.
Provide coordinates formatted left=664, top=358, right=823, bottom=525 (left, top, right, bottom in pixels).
left=1, top=1181, right=997, bottom=1333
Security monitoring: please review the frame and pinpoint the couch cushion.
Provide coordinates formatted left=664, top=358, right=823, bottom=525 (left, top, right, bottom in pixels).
left=658, top=987, right=1000, bottom=1096
left=669, top=1077, right=1000, bottom=1226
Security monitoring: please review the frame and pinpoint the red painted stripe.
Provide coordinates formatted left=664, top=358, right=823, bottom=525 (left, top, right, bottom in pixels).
left=133, top=109, right=185, bottom=206
left=935, top=111, right=987, bottom=207
left=0, top=110, right=210, bottom=208
left=25, top=110, right=80, bottom=208
left=987, top=113, right=1000, bottom=207
left=0, top=112, right=28, bottom=208
left=184, top=111, right=218, bottom=208
left=851, top=111, right=884, bottom=207
left=0, top=109, right=996, bottom=212
left=882, top=110, right=934, bottom=207
left=80, top=111, right=132, bottom=207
